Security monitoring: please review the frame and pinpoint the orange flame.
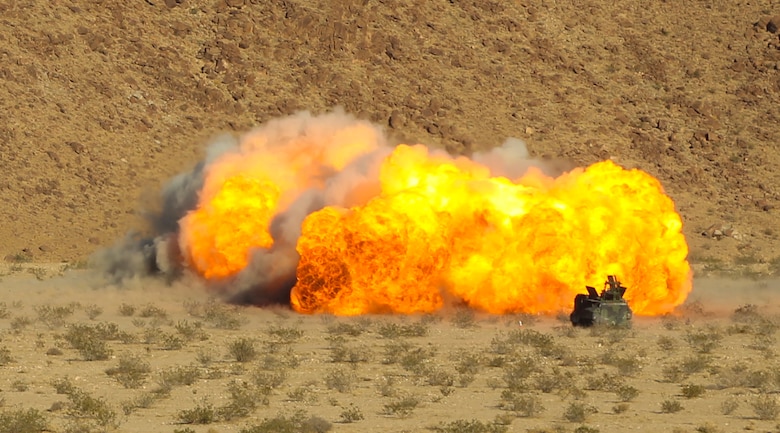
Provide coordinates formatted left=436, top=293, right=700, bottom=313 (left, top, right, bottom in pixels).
left=178, top=119, right=382, bottom=279
left=291, top=144, right=691, bottom=316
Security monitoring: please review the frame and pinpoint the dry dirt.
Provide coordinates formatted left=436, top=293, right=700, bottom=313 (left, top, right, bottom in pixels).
left=1, top=0, right=780, bottom=269
left=3, top=0, right=780, bottom=432
left=1, top=268, right=780, bottom=433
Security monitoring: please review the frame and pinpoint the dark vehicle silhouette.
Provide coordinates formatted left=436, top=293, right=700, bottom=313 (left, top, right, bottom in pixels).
left=570, top=275, right=633, bottom=327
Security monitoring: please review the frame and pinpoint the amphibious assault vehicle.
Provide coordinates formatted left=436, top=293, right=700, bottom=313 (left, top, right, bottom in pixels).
left=570, top=275, right=633, bottom=327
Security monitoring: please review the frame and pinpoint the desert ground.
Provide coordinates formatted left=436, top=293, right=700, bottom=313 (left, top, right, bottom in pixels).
left=2, top=0, right=780, bottom=432
left=1, top=267, right=780, bottom=433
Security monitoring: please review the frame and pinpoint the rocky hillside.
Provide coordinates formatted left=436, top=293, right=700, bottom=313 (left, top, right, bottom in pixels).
left=1, top=0, right=779, bottom=274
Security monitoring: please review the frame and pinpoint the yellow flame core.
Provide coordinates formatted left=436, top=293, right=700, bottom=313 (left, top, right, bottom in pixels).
left=292, top=145, right=692, bottom=315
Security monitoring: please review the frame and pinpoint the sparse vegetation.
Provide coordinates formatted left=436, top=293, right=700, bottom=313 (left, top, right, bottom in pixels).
left=177, top=400, right=217, bottom=424
left=0, top=346, right=13, bottom=365
left=661, top=399, right=684, bottom=414
left=721, top=397, right=739, bottom=415
left=382, top=395, right=420, bottom=418
left=563, top=402, right=596, bottom=423
left=339, top=404, right=364, bottom=423
left=64, top=323, right=116, bottom=360
left=66, top=388, right=119, bottom=430
left=0, top=408, right=48, bottom=433
left=680, top=384, right=706, bottom=399
left=324, top=368, right=356, bottom=393
left=430, top=419, right=509, bottom=433
left=451, top=308, right=478, bottom=329
left=239, top=410, right=332, bottom=433
left=228, top=337, right=257, bottom=363
left=751, top=394, right=780, bottom=420
left=499, top=391, right=545, bottom=417
left=105, top=355, right=151, bottom=388
left=377, top=321, right=429, bottom=338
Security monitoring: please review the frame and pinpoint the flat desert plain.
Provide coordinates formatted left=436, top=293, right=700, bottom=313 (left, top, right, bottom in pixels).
left=1, top=266, right=779, bottom=433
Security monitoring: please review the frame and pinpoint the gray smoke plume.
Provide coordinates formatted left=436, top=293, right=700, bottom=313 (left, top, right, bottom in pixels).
left=92, top=108, right=555, bottom=306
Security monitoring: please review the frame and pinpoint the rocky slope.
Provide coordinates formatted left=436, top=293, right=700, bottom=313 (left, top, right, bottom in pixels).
left=1, top=0, right=779, bottom=273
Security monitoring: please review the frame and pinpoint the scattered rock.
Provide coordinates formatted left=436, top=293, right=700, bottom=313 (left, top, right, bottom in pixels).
left=702, top=224, right=744, bottom=240
left=388, top=112, right=405, bottom=129
left=68, top=142, right=85, bottom=154
left=767, top=16, right=780, bottom=33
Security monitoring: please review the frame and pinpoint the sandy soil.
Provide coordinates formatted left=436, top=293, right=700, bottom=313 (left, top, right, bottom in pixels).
left=1, top=269, right=780, bottom=433
left=3, top=1, right=780, bottom=432
left=1, top=0, right=779, bottom=270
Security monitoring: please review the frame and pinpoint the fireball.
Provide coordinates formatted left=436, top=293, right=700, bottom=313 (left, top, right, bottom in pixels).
left=291, top=145, right=691, bottom=315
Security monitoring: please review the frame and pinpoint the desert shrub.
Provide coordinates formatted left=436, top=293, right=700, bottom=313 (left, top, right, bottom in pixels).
left=10, top=316, right=32, bottom=333
left=661, top=399, right=683, bottom=413
left=118, top=303, right=136, bottom=316
left=657, top=336, right=676, bottom=351
left=266, top=325, right=304, bottom=343
left=175, top=320, right=207, bottom=342
left=0, top=346, right=13, bottom=366
left=732, top=304, right=763, bottom=323
left=326, top=322, right=364, bottom=337
left=253, top=370, right=287, bottom=394
left=563, top=402, right=596, bottom=423
left=0, top=302, right=8, bottom=319
left=12, top=380, right=28, bottom=391
left=177, top=400, right=217, bottom=424
left=662, top=365, right=686, bottom=383
left=430, top=419, right=509, bottom=433
left=64, top=324, right=115, bottom=361
left=160, top=333, right=184, bottom=350
left=584, top=373, right=624, bottom=392
left=680, top=354, right=711, bottom=374
left=324, top=368, right=356, bottom=393
left=376, top=375, right=397, bottom=397
left=35, top=304, right=75, bottom=328
left=615, top=385, right=639, bottom=402
left=751, top=394, right=780, bottom=420
left=377, top=321, right=429, bottom=338
left=0, top=408, right=48, bottom=433
left=287, top=383, right=318, bottom=404
left=105, top=355, right=151, bottom=388
left=721, top=397, right=739, bottom=415
left=600, top=352, right=642, bottom=376
left=499, top=391, right=545, bottom=417
left=452, top=308, right=478, bottom=329
left=680, top=384, right=706, bottom=399
left=503, top=357, right=540, bottom=390
left=339, top=404, right=364, bottom=423
left=138, top=304, right=167, bottom=319
left=684, top=328, right=722, bottom=353
left=455, top=351, right=484, bottom=376
left=84, top=304, right=103, bottom=320
left=258, top=346, right=300, bottom=370
left=159, top=365, right=201, bottom=387
left=694, top=422, right=719, bottom=433
left=612, top=403, right=630, bottom=414
left=382, top=396, right=420, bottom=418
left=66, top=389, right=118, bottom=429
left=218, top=380, right=268, bottom=420
left=120, top=392, right=159, bottom=415
left=240, top=410, right=332, bottom=433
left=200, top=301, right=245, bottom=329
left=424, top=367, right=455, bottom=387
left=228, top=338, right=257, bottom=362
left=329, top=339, right=371, bottom=364
left=52, top=377, right=76, bottom=395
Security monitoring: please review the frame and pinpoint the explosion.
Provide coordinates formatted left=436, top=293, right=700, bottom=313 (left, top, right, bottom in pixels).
left=139, top=110, right=691, bottom=316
